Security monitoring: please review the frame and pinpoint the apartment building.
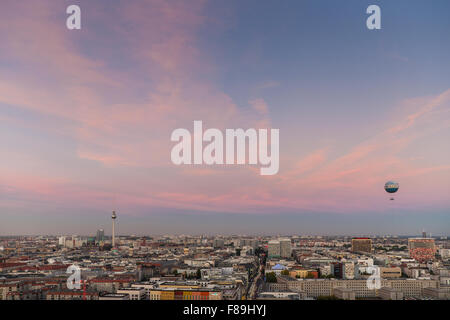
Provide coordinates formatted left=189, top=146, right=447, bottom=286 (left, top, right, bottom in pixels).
left=277, top=277, right=438, bottom=298
left=117, top=287, right=146, bottom=300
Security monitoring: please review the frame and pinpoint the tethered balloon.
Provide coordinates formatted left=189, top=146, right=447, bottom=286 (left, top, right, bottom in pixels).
left=384, top=181, right=399, bottom=200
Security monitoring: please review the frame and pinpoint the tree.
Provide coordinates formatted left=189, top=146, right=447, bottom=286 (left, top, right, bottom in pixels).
left=196, top=268, right=201, bottom=279
left=281, top=270, right=290, bottom=276
left=266, top=272, right=277, bottom=283
left=186, top=273, right=194, bottom=280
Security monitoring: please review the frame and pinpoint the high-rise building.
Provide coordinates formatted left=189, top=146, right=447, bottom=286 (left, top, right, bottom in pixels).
left=343, top=262, right=357, bottom=280
left=60, top=236, right=85, bottom=248
left=331, top=262, right=358, bottom=279
left=351, top=238, right=372, bottom=253
left=58, top=236, right=66, bottom=246
left=213, top=238, right=225, bottom=248
left=331, top=262, right=344, bottom=279
left=268, top=240, right=280, bottom=258
left=268, top=239, right=291, bottom=259
left=408, top=238, right=436, bottom=263
left=280, top=238, right=292, bottom=258
left=238, top=238, right=259, bottom=249
left=96, top=229, right=104, bottom=243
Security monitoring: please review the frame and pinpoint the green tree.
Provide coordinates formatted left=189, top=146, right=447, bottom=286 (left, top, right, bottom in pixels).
left=266, top=272, right=277, bottom=283
left=281, top=270, right=290, bottom=276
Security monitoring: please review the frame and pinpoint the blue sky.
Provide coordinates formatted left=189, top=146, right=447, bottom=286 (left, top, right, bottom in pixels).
left=0, top=0, right=449, bottom=235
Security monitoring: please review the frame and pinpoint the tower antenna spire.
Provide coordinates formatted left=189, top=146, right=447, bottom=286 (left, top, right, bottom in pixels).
left=111, top=211, right=117, bottom=248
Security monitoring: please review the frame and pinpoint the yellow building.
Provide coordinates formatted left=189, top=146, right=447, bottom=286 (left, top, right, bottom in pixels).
left=160, top=290, right=175, bottom=300
left=149, top=290, right=161, bottom=300
left=149, top=288, right=222, bottom=300
left=183, top=291, right=192, bottom=300
left=289, top=269, right=315, bottom=278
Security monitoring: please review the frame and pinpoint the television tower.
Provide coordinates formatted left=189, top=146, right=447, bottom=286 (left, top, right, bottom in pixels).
left=112, top=211, right=117, bottom=248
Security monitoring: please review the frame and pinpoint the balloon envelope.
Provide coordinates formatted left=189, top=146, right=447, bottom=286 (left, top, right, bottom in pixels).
left=384, top=181, right=399, bottom=193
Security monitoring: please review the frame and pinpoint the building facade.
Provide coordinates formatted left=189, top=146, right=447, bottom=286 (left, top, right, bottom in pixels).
left=408, top=238, right=436, bottom=263
left=351, top=238, right=372, bottom=253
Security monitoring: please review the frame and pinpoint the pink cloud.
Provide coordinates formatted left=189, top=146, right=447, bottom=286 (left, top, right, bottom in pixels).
left=249, top=98, right=269, bottom=115
left=1, top=1, right=449, bottom=217
left=0, top=1, right=270, bottom=170
left=389, top=89, right=450, bottom=134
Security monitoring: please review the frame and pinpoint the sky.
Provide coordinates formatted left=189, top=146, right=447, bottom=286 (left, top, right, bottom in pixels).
left=0, top=0, right=449, bottom=236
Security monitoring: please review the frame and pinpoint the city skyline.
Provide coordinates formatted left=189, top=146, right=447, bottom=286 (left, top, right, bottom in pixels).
left=1, top=0, right=450, bottom=235
left=2, top=232, right=448, bottom=302
left=1, top=210, right=448, bottom=237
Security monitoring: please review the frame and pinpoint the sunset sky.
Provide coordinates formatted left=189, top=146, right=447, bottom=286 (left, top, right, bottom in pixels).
left=1, top=0, right=449, bottom=235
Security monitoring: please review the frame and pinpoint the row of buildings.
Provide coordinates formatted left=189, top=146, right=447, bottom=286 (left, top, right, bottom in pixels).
left=1, top=233, right=448, bottom=300
left=351, top=237, right=437, bottom=263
